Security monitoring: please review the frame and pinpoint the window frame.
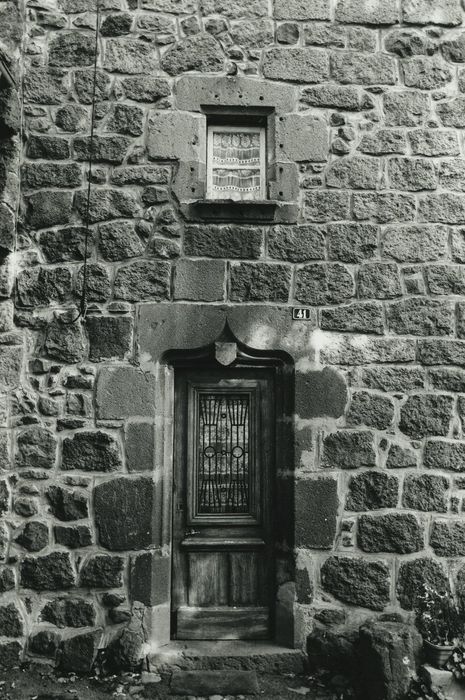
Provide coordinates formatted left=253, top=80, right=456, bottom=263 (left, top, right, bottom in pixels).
left=206, top=124, right=267, bottom=201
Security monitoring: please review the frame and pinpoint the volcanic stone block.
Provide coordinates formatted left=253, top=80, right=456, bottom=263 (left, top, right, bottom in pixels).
left=114, top=261, right=170, bottom=302
left=386, top=445, right=418, bottom=469
left=130, top=552, right=170, bottom=605
left=322, top=431, right=376, bottom=469
left=268, top=225, right=325, bottom=262
left=346, top=472, right=398, bottom=511
left=358, top=514, right=423, bottom=554
left=320, top=302, right=384, bottom=335
left=410, top=129, right=459, bottom=156
left=41, top=598, right=95, bottom=628
left=383, top=224, right=448, bottom=262
left=387, top=299, right=454, bottom=337
left=104, top=38, right=158, bottom=73
left=424, top=440, right=465, bottom=471
left=0, top=480, right=8, bottom=515
left=184, top=224, right=263, bottom=259
left=230, top=263, right=291, bottom=302
left=0, top=604, right=22, bottom=637
left=74, top=135, right=131, bottom=164
left=125, top=422, right=154, bottom=473
left=39, top=227, right=88, bottom=263
left=15, top=427, right=56, bottom=470
left=277, top=113, right=328, bottom=162
left=403, top=474, right=448, bottom=512
left=62, top=432, right=121, bottom=473
left=107, top=104, right=143, bottom=136
left=87, top=316, right=133, bottom=361
left=402, top=0, right=462, bottom=26
left=305, top=191, right=350, bottom=222
left=295, top=263, right=354, bottom=305
left=174, top=259, right=225, bottom=302
left=302, top=83, right=371, bottom=110
left=74, top=189, right=140, bottom=223
left=54, top=525, right=92, bottom=549
left=358, top=620, right=422, bottom=700
left=98, top=221, right=144, bottom=261
left=331, top=51, right=395, bottom=85
left=43, top=312, right=86, bottom=363
left=403, top=56, right=452, bottom=90
left=327, top=223, right=378, bottom=263
left=322, top=337, right=416, bottom=366
left=15, top=521, right=48, bottom=552
left=0, top=568, right=14, bottom=593
left=16, top=266, right=71, bottom=307
left=431, top=520, right=465, bottom=556
left=419, top=193, right=465, bottom=224
left=59, top=630, right=102, bottom=674
left=263, top=47, right=329, bottom=83
left=23, top=68, right=66, bottom=104
left=397, top=558, right=449, bottom=609
left=274, top=0, right=330, bottom=20
left=358, top=129, right=407, bottom=155
left=160, top=33, right=224, bottom=75
left=400, top=395, right=453, bottom=439
left=22, top=163, right=82, bottom=189
left=25, top=190, right=73, bottom=228
left=29, top=630, right=59, bottom=658
left=55, top=103, right=88, bottom=132
left=296, top=568, right=313, bottom=604
left=20, top=552, right=75, bottom=590
left=79, top=555, right=124, bottom=587
left=94, top=477, right=156, bottom=551
left=147, top=111, right=205, bottom=162
left=384, top=91, right=430, bottom=127
left=321, top=556, right=390, bottom=611
left=96, top=367, right=156, bottom=420
left=120, top=76, right=170, bottom=102
left=353, top=192, right=416, bottom=223
left=46, top=485, right=88, bottom=521
left=326, top=156, right=380, bottom=190
left=74, top=69, right=111, bottom=103
left=49, top=32, right=95, bottom=66
left=27, top=135, right=70, bottom=160
left=358, top=263, right=402, bottom=299
left=388, top=157, right=437, bottom=191
left=0, top=641, right=21, bottom=667
left=336, top=0, right=398, bottom=24
left=295, top=478, right=338, bottom=549
left=419, top=339, right=465, bottom=367
left=429, top=368, right=465, bottom=392
left=295, top=367, right=347, bottom=419
left=346, top=392, right=394, bottom=430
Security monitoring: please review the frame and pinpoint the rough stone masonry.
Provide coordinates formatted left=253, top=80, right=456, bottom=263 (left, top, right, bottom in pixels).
left=2, top=0, right=465, bottom=675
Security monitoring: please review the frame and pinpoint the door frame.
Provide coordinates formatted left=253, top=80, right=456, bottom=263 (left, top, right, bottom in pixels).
left=164, top=332, right=295, bottom=647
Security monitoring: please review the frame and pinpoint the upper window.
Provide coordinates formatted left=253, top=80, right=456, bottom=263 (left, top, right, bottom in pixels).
left=206, top=125, right=266, bottom=201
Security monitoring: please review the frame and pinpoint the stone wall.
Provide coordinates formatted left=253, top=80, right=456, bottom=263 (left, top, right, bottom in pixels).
left=3, top=0, right=465, bottom=672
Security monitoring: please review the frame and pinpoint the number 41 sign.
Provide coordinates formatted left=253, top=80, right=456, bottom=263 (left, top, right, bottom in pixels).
left=292, top=307, right=312, bottom=320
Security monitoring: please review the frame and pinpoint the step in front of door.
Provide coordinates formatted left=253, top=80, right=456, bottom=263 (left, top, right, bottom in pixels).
left=170, top=670, right=260, bottom=696
left=148, top=640, right=307, bottom=674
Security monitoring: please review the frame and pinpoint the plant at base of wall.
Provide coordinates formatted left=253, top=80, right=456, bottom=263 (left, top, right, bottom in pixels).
left=406, top=676, right=448, bottom=700
left=414, top=584, right=464, bottom=669
left=445, top=645, right=465, bottom=683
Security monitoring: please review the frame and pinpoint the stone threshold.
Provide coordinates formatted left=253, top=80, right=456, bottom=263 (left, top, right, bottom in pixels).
left=147, top=641, right=306, bottom=674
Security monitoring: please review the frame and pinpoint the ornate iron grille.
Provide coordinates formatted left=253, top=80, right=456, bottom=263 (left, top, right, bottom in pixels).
left=197, top=393, right=250, bottom=514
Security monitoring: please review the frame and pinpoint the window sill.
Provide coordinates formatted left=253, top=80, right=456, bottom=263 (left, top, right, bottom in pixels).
left=181, top=199, right=297, bottom=224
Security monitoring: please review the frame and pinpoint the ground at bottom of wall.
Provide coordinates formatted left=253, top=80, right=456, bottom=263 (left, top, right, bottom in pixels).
left=0, top=663, right=355, bottom=700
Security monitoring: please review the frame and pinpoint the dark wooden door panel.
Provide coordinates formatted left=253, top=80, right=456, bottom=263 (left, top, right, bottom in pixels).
left=172, top=368, right=275, bottom=641
left=176, top=606, right=270, bottom=640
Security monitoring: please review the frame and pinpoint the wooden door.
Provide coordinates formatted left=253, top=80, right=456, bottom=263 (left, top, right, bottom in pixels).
left=172, top=367, right=275, bottom=640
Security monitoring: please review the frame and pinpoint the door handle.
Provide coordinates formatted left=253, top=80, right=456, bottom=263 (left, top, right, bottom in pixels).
left=185, top=528, right=200, bottom=537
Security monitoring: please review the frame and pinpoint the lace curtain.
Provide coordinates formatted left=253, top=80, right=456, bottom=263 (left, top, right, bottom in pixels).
left=210, top=130, right=263, bottom=201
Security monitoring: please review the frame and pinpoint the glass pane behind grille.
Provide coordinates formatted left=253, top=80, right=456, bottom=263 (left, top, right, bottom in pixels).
left=197, top=394, right=251, bottom=515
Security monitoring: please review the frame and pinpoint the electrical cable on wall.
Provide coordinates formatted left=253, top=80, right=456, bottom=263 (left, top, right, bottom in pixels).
left=63, top=0, right=100, bottom=325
